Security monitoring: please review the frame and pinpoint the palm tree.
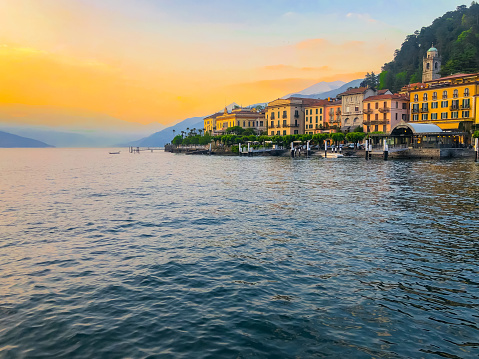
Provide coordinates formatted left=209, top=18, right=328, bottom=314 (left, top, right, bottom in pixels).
left=198, top=129, right=203, bottom=136
left=181, top=131, right=185, bottom=138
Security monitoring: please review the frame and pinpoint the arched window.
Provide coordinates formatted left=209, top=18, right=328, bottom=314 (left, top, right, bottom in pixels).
left=464, top=88, right=470, bottom=97
left=432, top=92, right=437, bottom=100
left=435, top=62, right=438, bottom=69
left=443, top=90, right=447, bottom=99
left=414, top=94, right=418, bottom=102
left=423, top=93, right=428, bottom=101
left=453, top=89, right=458, bottom=98
left=426, top=63, right=430, bottom=70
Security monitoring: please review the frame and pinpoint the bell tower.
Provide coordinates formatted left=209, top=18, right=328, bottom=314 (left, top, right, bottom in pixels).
left=422, top=45, right=441, bottom=82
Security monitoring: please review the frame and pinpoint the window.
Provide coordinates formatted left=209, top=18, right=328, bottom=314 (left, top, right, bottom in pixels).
left=464, top=88, right=470, bottom=97
left=294, top=130, right=298, bottom=134
left=451, top=100, right=459, bottom=109
left=431, top=113, right=437, bottom=120
left=413, top=114, right=419, bottom=121
left=316, top=108, right=318, bottom=114
left=441, top=112, right=447, bottom=119
left=422, top=103, right=428, bottom=111
left=277, top=111, right=280, bottom=119
left=414, top=94, right=418, bottom=102
left=453, top=89, right=458, bottom=98
left=283, top=110, right=287, bottom=118
left=451, top=111, right=458, bottom=119
left=422, top=114, right=428, bottom=120
left=375, top=114, right=378, bottom=120
left=423, top=93, right=428, bottom=101
left=462, top=99, right=470, bottom=109
left=320, top=116, right=322, bottom=122
left=441, top=101, right=448, bottom=108
left=271, top=131, right=274, bottom=136
left=294, top=110, right=299, bottom=118
left=315, top=116, right=318, bottom=123
left=426, top=63, right=430, bottom=70
left=276, top=131, right=280, bottom=135
left=462, top=111, right=470, bottom=118
left=402, top=103, right=407, bottom=109
left=375, top=102, right=379, bottom=109
left=270, top=121, right=274, bottom=127
left=442, top=90, right=447, bottom=99
left=432, top=92, right=437, bottom=100
left=412, top=104, right=419, bottom=112
left=260, top=121, right=263, bottom=127
left=396, top=101, right=398, bottom=108
left=271, top=112, right=275, bottom=120
left=283, top=120, right=287, bottom=126
left=355, top=106, right=359, bottom=112
left=431, top=102, right=438, bottom=109
left=283, top=130, right=286, bottom=135
left=243, top=121, right=245, bottom=127
left=395, top=113, right=398, bottom=120
left=320, top=108, right=323, bottom=114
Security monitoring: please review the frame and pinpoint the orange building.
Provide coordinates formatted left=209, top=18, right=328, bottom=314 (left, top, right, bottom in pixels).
left=363, top=94, right=409, bottom=133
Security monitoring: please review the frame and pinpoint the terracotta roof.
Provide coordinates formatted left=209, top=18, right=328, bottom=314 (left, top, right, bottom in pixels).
left=337, top=87, right=370, bottom=96
left=303, top=99, right=329, bottom=107
left=377, top=89, right=390, bottom=95
left=427, top=73, right=477, bottom=82
left=364, top=94, right=409, bottom=102
left=204, top=112, right=223, bottom=120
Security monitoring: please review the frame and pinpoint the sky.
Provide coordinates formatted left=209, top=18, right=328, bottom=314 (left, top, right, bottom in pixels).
left=0, top=0, right=465, bottom=126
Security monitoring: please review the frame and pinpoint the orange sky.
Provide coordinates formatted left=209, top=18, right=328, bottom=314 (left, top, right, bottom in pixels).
left=0, top=0, right=461, bottom=126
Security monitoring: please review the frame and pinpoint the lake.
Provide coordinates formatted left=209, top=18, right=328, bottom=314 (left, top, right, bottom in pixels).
left=1, top=148, right=478, bottom=358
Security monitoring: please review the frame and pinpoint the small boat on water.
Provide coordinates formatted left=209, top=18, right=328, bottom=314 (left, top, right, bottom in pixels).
left=109, top=151, right=121, bottom=155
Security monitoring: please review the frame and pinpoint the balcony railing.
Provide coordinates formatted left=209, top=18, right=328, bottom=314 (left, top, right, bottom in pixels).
left=450, top=106, right=459, bottom=111
left=412, top=108, right=420, bottom=114
left=460, top=104, right=471, bottom=109
left=363, top=108, right=373, bottom=114
left=282, top=114, right=288, bottom=118
left=442, top=95, right=448, bottom=99
left=378, top=107, right=390, bottom=113
left=363, top=120, right=389, bottom=126
left=284, top=124, right=300, bottom=128
left=335, top=110, right=341, bottom=115
left=420, top=108, right=429, bottom=113
left=294, top=114, right=299, bottom=118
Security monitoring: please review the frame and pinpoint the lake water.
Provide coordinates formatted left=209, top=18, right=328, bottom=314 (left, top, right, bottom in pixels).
left=1, top=148, right=478, bottom=358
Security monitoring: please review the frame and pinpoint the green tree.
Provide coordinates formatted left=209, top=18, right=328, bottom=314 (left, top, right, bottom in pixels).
left=330, top=132, right=345, bottom=145
left=172, top=135, right=183, bottom=146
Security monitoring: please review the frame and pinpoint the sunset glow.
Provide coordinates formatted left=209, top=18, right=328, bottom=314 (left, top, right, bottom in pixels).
left=0, top=0, right=462, bottom=125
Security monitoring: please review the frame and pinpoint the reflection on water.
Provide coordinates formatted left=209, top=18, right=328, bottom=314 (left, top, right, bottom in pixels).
left=0, top=149, right=478, bottom=358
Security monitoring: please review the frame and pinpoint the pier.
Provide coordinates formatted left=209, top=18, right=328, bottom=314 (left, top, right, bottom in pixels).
left=129, top=147, right=163, bottom=153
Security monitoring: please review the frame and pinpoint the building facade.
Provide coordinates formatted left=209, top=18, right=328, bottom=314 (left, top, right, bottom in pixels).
left=409, top=73, right=479, bottom=131
left=303, top=100, right=329, bottom=134
left=203, top=112, right=222, bottom=134
left=363, top=94, right=409, bottom=133
left=208, top=107, right=266, bottom=135
left=265, top=98, right=318, bottom=136
left=337, top=87, right=377, bottom=132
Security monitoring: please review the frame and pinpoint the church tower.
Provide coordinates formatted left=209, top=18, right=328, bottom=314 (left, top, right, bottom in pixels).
left=422, top=45, right=441, bottom=82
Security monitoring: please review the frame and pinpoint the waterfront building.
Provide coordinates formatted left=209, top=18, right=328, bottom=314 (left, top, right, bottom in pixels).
left=337, top=87, right=377, bottom=132
left=265, top=97, right=319, bottom=136
left=203, top=112, right=223, bottom=134
left=363, top=94, right=409, bottom=133
left=422, top=45, right=441, bottom=83
left=325, top=99, right=342, bottom=132
left=303, top=99, right=329, bottom=134
left=408, top=73, right=479, bottom=131
left=212, top=107, right=266, bottom=135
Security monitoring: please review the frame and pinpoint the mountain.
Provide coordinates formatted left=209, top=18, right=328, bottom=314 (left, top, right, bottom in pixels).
left=0, top=104, right=165, bottom=147
left=0, top=131, right=54, bottom=148
left=283, top=80, right=345, bottom=98
left=126, top=116, right=205, bottom=147
left=128, top=103, right=240, bottom=147
left=379, top=4, right=479, bottom=92
left=283, top=79, right=363, bottom=99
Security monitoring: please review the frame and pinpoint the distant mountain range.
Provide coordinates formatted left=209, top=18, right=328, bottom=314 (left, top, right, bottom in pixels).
left=0, top=131, right=54, bottom=148
left=285, top=79, right=363, bottom=99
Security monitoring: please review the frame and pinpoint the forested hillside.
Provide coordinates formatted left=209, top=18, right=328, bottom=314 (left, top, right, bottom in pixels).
left=379, top=3, right=479, bottom=92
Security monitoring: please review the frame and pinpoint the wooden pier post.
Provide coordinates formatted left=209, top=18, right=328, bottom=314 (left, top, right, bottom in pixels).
left=365, top=140, right=369, bottom=160
left=324, top=141, right=327, bottom=158
left=291, top=142, right=294, bottom=158
left=383, top=139, right=389, bottom=161
left=475, top=138, right=478, bottom=162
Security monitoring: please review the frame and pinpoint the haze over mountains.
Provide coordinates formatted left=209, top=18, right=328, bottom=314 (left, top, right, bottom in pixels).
left=0, top=79, right=362, bottom=148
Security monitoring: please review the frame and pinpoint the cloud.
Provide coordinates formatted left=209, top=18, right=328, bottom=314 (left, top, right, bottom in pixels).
left=346, top=12, right=378, bottom=23
left=263, top=64, right=331, bottom=72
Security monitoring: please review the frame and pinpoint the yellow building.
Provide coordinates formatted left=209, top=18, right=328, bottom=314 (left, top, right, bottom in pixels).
left=212, top=107, right=265, bottom=135
left=409, top=73, right=479, bottom=131
left=266, top=97, right=319, bottom=136
left=203, top=112, right=222, bottom=134
left=303, top=99, right=328, bottom=134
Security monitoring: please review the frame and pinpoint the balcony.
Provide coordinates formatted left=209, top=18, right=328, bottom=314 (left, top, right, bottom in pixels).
left=363, top=120, right=389, bottom=126
left=363, top=108, right=373, bottom=114
left=442, top=95, right=448, bottom=99
left=412, top=108, right=420, bottom=114
left=269, top=124, right=275, bottom=128
left=378, top=107, right=390, bottom=113
left=294, top=114, right=299, bottom=119
left=449, top=106, right=459, bottom=111
left=282, top=114, right=288, bottom=119
left=420, top=108, right=429, bottom=113
left=335, top=110, right=341, bottom=115
left=460, top=104, right=471, bottom=109
left=284, top=123, right=300, bottom=128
